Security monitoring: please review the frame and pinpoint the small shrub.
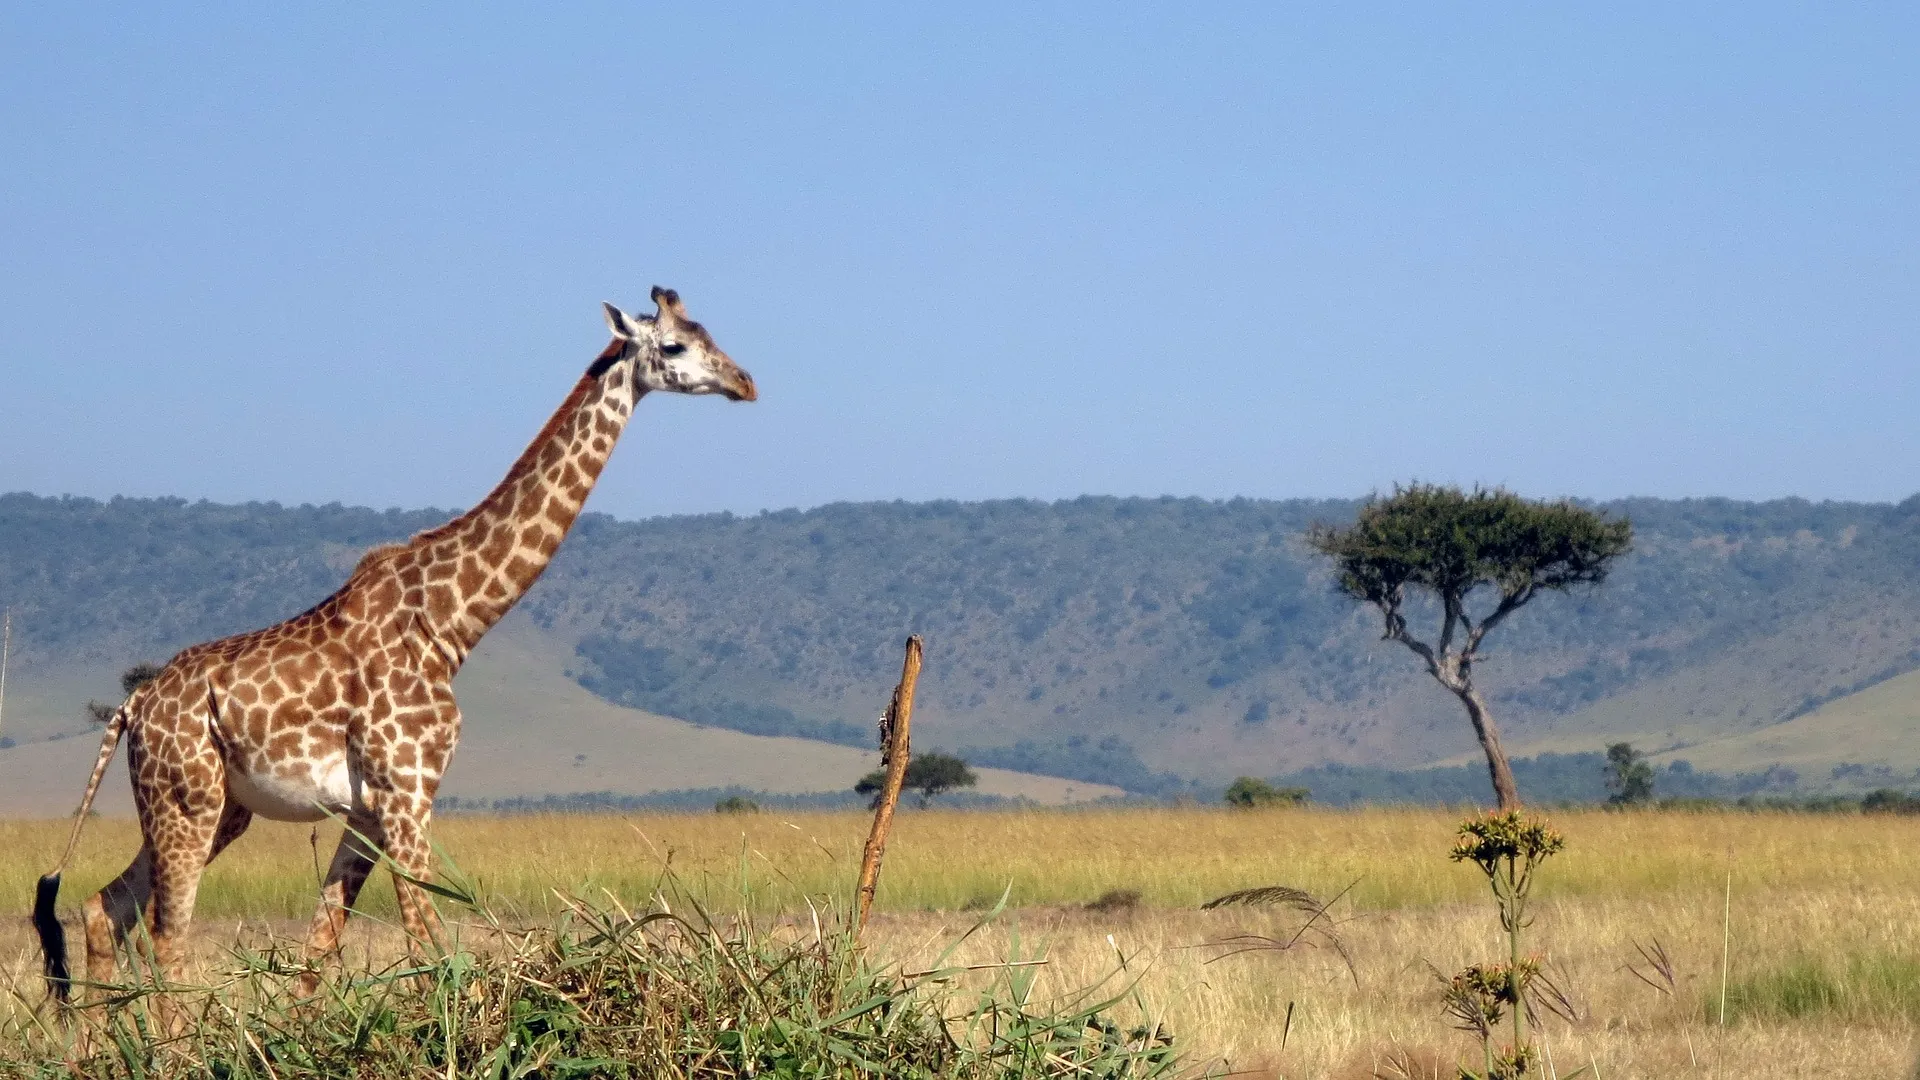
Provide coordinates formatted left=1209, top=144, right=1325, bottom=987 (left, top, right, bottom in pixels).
left=1861, top=788, right=1920, bottom=814
left=1085, top=888, right=1143, bottom=914
left=714, top=795, right=761, bottom=814
left=1224, top=777, right=1308, bottom=809
left=119, top=662, right=163, bottom=696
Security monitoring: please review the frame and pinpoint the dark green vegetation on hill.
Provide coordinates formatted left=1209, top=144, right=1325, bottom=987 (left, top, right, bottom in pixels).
left=0, top=494, right=445, bottom=665
left=8, top=491, right=1920, bottom=792
left=434, top=750, right=1911, bottom=812
left=1267, top=752, right=1816, bottom=807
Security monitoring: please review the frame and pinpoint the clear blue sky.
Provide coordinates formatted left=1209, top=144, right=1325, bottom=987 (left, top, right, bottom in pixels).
left=4, top=5, right=1916, bottom=519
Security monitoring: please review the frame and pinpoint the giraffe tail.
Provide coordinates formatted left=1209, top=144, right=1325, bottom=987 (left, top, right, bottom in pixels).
left=33, top=874, right=68, bottom=1005
left=35, top=699, right=132, bottom=1006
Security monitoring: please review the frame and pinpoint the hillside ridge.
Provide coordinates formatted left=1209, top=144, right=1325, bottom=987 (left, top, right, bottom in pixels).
left=5, top=490, right=1920, bottom=793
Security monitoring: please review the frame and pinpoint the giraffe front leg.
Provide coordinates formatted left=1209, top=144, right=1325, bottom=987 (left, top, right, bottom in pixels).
left=373, top=789, right=445, bottom=953
left=348, top=684, right=459, bottom=982
left=296, top=815, right=380, bottom=998
left=360, top=689, right=458, bottom=959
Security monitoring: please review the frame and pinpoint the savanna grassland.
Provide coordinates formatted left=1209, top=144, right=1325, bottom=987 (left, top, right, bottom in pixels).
left=4, top=808, right=1919, bottom=1077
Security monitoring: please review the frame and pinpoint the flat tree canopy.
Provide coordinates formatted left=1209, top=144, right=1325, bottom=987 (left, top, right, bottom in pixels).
left=855, top=751, right=978, bottom=809
left=1307, top=485, right=1631, bottom=808
left=1223, top=776, right=1309, bottom=809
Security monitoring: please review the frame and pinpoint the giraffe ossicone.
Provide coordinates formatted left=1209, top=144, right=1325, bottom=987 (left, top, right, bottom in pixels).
left=33, top=288, right=755, bottom=1012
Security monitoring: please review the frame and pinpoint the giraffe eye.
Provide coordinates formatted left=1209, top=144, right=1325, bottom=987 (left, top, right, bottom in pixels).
left=660, top=341, right=686, bottom=357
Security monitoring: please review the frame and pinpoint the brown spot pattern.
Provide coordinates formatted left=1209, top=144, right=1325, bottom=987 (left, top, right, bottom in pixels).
left=59, top=303, right=757, bottom=1002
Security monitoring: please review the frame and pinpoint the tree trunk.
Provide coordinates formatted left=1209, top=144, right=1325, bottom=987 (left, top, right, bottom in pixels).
left=1455, top=684, right=1520, bottom=810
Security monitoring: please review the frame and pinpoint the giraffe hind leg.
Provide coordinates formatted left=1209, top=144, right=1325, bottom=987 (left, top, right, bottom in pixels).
left=132, top=792, right=239, bottom=1042
left=62, top=845, right=155, bottom=1062
left=81, top=845, right=155, bottom=991
left=85, top=799, right=252, bottom=984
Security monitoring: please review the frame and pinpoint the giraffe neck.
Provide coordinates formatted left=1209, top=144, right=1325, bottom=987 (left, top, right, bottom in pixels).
left=401, top=342, right=644, bottom=658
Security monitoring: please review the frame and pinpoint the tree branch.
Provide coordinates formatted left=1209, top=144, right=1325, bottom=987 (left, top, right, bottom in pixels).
left=1376, top=589, right=1445, bottom=682
left=1438, top=591, right=1461, bottom=659
left=1388, top=626, right=1443, bottom=681
left=1465, top=583, right=1536, bottom=655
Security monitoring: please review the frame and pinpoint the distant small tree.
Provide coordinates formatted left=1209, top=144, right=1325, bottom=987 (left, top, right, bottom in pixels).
left=855, top=751, right=978, bottom=809
left=1604, top=742, right=1655, bottom=806
left=1308, top=485, right=1632, bottom=810
left=120, top=662, right=163, bottom=696
left=1223, top=777, right=1309, bottom=809
left=714, top=795, right=761, bottom=814
left=853, top=769, right=886, bottom=807
left=85, top=662, right=164, bottom=724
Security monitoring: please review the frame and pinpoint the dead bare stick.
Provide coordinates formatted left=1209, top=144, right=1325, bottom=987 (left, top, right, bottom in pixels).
left=856, top=635, right=923, bottom=934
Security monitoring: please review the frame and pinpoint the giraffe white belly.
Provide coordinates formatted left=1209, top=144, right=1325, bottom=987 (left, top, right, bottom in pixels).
left=227, top=757, right=360, bottom=822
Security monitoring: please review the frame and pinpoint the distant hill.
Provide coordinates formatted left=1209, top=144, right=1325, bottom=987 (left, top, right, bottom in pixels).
left=6, top=490, right=1920, bottom=797
left=0, top=615, right=1122, bottom=817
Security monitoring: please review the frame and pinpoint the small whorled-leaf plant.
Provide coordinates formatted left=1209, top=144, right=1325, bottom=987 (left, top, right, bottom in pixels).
left=1442, top=810, right=1571, bottom=1080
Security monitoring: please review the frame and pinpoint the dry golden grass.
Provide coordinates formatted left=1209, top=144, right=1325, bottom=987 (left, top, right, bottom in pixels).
left=5, top=807, right=1919, bottom=1077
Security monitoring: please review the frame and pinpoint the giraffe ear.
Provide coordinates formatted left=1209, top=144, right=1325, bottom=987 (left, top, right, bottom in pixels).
left=603, top=302, right=640, bottom=340
left=651, top=285, right=686, bottom=322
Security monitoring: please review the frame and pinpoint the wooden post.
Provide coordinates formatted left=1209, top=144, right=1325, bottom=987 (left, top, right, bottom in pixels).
left=856, top=635, right=922, bottom=934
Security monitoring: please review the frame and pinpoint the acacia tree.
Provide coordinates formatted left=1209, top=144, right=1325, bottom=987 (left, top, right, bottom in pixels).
left=1307, top=485, right=1632, bottom=809
left=84, top=662, right=164, bottom=725
left=856, top=751, right=977, bottom=809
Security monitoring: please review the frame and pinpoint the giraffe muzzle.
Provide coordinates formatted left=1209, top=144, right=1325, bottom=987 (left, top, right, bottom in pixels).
left=723, top=370, right=758, bottom=403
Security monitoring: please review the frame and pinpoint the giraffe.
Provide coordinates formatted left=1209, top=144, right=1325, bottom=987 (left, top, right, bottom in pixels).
left=34, top=286, right=756, bottom=1009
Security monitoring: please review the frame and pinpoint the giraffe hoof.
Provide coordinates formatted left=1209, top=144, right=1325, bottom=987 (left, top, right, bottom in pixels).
left=293, top=970, right=323, bottom=1000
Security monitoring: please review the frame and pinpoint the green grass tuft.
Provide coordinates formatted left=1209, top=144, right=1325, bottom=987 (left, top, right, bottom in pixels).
left=1717, top=951, right=1920, bottom=1025
left=1, top=881, right=1184, bottom=1078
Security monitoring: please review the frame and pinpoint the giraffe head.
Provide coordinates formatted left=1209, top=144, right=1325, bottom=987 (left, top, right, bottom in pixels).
left=601, top=287, right=757, bottom=402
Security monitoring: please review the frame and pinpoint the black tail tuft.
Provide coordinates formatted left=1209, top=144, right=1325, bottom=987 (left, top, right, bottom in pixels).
left=34, top=873, right=70, bottom=1005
